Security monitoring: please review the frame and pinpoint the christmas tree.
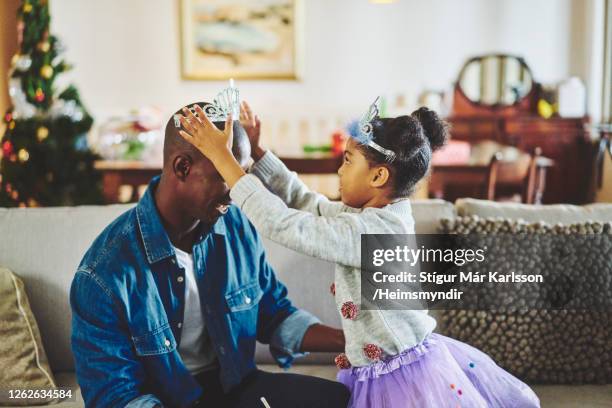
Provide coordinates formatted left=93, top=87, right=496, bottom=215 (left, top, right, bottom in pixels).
left=0, top=0, right=102, bottom=207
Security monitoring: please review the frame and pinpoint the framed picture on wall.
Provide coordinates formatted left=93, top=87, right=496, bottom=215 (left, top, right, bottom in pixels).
left=179, top=0, right=303, bottom=80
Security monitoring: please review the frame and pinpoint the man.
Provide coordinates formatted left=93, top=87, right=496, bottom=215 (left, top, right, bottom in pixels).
left=70, top=103, right=349, bottom=407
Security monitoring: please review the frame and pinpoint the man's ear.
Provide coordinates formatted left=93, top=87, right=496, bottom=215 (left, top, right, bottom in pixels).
left=369, top=165, right=390, bottom=188
left=172, top=154, right=192, bottom=181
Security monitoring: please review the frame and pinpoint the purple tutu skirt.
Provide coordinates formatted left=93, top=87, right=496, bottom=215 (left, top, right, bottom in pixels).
left=337, top=333, right=540, bottom=408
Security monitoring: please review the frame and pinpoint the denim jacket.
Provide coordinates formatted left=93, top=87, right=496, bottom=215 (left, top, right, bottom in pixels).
left=70, top=177, right=319, bottom=408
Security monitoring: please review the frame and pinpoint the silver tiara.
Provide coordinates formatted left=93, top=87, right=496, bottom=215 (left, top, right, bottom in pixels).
left=174, top=79, right=240, bottom=127
left=351, top=97, right=396, bottom=162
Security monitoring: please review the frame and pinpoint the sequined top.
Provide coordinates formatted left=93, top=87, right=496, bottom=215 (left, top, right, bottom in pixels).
left=230, top=152, right=437, bottom=367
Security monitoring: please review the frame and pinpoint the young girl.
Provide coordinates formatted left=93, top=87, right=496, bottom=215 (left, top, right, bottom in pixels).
left=177, top=96, right=540, bottom=408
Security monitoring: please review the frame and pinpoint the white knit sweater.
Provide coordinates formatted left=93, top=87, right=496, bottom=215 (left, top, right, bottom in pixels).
left=230, top=151, right=436, bottom=367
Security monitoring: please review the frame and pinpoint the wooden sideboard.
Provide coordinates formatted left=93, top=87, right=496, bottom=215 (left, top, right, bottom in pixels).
left=448, top=115, right=591, bottom=204
left=449, top=62, right=594, bottom=205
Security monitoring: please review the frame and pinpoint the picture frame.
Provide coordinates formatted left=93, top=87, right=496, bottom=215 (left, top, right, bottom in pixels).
left=179, top=0, right=303, bottom=80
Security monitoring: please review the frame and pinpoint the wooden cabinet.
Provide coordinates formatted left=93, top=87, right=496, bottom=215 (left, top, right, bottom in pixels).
left=449, top=115, right=591, bottom=204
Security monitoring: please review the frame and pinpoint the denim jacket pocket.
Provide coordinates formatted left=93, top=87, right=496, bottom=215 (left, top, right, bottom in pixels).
left=225, top=281, right=263, bottom=312
left=132, top=324, right=177, bottom=356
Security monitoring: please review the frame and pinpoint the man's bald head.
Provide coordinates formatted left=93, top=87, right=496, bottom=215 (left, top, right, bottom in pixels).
left=163, top=101, right=250, bottom=168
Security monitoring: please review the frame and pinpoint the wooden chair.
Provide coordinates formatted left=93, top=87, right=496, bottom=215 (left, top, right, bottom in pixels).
left=486, top=147, right=548, bottom=204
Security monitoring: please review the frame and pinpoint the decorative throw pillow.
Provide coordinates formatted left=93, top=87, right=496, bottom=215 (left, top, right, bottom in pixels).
left=436, top=216, right=612, bottom=384
left=0, top=267, right=58, bottom=406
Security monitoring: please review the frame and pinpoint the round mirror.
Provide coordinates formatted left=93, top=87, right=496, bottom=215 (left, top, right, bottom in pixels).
left=458, top=55, right=534, bottom=106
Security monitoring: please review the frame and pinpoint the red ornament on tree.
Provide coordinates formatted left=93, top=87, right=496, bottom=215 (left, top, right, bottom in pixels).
left=341, top=301, right=358, bottom=320
left=35, top=90, right=45, bottom=102
left=2, top=141, right=14, bottom=157
left=363, top=343, right=383, bottom=361
left=334, top=353, right=351, bottom=369
left=4, top=113, right=12, bottom=123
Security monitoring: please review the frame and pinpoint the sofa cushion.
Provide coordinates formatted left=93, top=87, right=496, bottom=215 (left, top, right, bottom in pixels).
left=0, top=205, right=134, bottom=372
left=0, top=268, right=58, bottom=405
left=455, top=198, right=612, bottom=224
left=411, top=199, right=456, bottom=233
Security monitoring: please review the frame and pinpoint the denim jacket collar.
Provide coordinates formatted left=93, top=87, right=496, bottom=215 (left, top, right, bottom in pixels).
left=136, top=176, right=226, bottom=264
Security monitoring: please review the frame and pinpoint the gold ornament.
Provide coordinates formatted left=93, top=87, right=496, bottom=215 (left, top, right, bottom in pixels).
left=40, top=65, right=53, bottom=79
left=9, top=121, right=16, bottom=130
left=38, top=41, right=50, bottom=53
left=11, top=190, right=19, bottom=200
left=27, top=198, right=39, bottom=207
left=18, top=148, right=30, bottom=162
left=23, top=3, right=32, bottom=13
left=37, top=126, right=49, bottom=141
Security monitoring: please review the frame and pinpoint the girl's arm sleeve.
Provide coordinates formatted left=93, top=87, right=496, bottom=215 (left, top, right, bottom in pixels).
left=248, top=151, right=351, bottom=217
left=230, top=174, right=383, bottom=268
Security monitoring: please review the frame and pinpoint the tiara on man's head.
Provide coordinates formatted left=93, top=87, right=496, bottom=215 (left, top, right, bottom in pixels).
left=174, top=79, right=240, bottom=127
left=349, top=96, right=396, bottom=163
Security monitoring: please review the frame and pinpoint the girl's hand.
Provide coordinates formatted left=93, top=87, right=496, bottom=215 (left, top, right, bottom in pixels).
left=178, top=104, right=233, bottom=165
left=240, top=101, right=261, bottom=147
left=240, top=101, right=266, bottom=161
left=178, top=104, right=246, bottom=188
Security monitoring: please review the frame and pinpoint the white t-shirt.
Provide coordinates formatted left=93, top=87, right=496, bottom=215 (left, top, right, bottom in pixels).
left=173, top=246, right=217, bottom=374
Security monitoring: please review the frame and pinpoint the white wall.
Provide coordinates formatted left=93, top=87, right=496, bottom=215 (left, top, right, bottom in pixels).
left=49, top=0, right=595, bottom=123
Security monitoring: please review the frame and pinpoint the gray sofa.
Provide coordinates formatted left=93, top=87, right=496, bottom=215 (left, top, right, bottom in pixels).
left=1, top=198, right=611, bottom=407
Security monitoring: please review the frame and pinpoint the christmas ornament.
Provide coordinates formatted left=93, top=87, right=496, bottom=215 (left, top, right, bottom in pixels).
left=4, top=113, right=12, bottom=122
left=38, top=41, right=50, bottom=53
left=35, top=88, right=45, bottom=102
left=37, top=126, right=49, bottom=142
left=13, top=54, right=32, bottom=72
left=8, top=78, right=37, bottom=119
left=18, top=148, right=30, bottom=162
left=23, top=3, right=33, bottom=13
left=2, top=141, right=14, bottom=157
left=40, top=65, right=53, bottom=79
left=334, top=353, right=351, bottom=369
left=9, top=121, right=16, bottom=130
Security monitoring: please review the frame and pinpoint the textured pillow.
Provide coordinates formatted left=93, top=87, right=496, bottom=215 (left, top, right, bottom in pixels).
left=455, top=198, right=612, bottom=225
left=0, top=268, right=58, bottom=405
left=436, top=217, right=612, bottom=384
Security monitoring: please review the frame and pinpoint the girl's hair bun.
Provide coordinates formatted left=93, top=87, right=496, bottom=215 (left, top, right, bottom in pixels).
left=411, top=107, right=448, bottom=152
